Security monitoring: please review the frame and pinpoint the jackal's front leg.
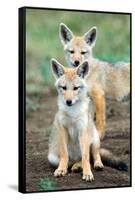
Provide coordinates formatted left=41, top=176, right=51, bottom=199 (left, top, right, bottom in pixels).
left=91, top=89, right=106, bottom=139
left=91, top=140, right=104, bottom=170
left=79, top=129, right=94, bottom=181
left=54, top=125, right=68, bottom=177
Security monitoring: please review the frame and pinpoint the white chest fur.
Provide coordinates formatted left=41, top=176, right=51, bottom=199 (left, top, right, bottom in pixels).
left=58, top=99, right=89, bottom=161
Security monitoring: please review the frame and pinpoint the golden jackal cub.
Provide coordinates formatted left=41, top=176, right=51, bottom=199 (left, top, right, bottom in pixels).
left=59, top=23, right=130, bottom=139
left=48, top=59, right=128, bottom=182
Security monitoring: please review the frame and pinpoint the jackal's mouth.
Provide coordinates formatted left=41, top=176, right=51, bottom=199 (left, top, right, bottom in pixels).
left=73, top=64, right=78, bottom=68
left=66, top=104, right=72, bottom=107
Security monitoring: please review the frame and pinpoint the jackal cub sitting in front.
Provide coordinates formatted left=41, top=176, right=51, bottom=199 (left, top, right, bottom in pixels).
left=48, top=59, right=103, bottom=181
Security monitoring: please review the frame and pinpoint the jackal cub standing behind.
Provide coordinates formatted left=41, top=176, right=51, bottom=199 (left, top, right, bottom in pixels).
left=59, top=23, right=130, bottom=139
left=48, top=59, right=103, bottom=181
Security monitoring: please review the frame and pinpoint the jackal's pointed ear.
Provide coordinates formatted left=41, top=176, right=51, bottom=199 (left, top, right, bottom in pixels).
left=59, top=23, right=73, bottom=45
left=51, top=59, right=64, bottom=79
left=84, top=26, right=97, bottom=47
left=77, top=61, right=89, bottom=78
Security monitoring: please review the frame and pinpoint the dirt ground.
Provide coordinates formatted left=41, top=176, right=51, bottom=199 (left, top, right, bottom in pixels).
left=26, top=93, right=131, bottom=192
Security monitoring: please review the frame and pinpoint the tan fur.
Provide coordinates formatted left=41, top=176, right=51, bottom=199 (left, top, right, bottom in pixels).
left=48, top=59, right=103, bottom=181
left=59, top=23, right=130, bottom=139
left=91, top=89, right=106, bottom=138
left=54, top=123, right=68, bottom=177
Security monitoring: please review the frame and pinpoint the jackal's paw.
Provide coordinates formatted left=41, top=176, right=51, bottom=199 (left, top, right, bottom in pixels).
left=54, top=168, right=67, bottom=177
left=94, top=161, right=104, bottom=170
left=71, top=162, right=82, bottom=173
left=82, top=172, right=94, bottom=182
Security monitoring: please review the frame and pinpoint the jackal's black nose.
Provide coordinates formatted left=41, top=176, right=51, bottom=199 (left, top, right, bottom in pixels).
left=66, top=100, right=72, bottom=106
left=74, top=60, right=80, bottom=67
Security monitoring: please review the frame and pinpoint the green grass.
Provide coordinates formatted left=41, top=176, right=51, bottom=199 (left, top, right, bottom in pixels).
left=39, top=58, right=54, bottom=86
left=38, top=177, right=57, bottom=191
left=26, top=8, right=130, bottom=93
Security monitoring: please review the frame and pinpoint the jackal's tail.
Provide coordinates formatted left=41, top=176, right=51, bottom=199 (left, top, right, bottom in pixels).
left=100, top=148, right=128, bottom=171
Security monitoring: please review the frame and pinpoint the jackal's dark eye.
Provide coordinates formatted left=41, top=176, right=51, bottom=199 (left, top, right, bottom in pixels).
left=73, top=87, right=79, bottom=90
left=68, top=50, right=74, bottom=54
left=81, top=51, right=87, bottom=55
left=61, top=86, right=67, bottom=90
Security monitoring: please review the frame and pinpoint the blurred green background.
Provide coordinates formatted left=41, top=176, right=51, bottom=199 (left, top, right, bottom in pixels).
left=26, top=8, right=130, bottom=94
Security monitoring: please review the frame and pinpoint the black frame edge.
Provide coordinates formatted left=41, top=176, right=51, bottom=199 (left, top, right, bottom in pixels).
left=18, top=7, right=26, bottom=193
left=21, top=6, right=131, bottom=15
